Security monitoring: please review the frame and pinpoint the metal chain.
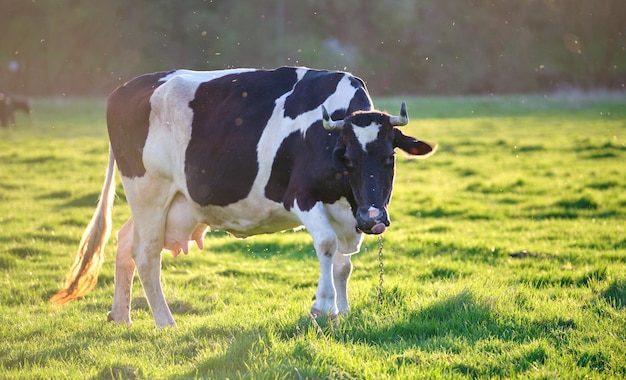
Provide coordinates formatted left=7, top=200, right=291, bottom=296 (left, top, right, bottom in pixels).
left=377, top=235, right=384, bottom=304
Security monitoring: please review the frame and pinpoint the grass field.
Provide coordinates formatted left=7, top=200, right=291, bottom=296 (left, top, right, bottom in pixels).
left=1, top=93, right=625, bottom=379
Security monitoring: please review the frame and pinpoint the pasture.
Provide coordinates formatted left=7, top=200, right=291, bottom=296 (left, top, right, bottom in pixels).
left=1, top=93, right=625, bottom=378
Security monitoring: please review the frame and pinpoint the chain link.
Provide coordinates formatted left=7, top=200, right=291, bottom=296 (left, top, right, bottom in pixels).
left=377, top=235, right=384, bottom=304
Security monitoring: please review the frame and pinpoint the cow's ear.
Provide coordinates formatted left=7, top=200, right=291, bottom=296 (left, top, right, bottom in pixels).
left=394, top=128, right=436, bottom=158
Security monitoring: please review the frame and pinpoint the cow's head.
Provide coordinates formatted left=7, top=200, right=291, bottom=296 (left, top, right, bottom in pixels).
left=322, top=102, right=435, bottom=234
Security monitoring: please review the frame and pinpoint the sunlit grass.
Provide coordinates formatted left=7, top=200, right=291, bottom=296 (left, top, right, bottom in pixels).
left=1, top=94, right=625, bottom=378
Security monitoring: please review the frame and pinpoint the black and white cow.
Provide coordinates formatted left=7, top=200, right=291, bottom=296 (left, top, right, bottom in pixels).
left=50, top=66, right=436, bottom=327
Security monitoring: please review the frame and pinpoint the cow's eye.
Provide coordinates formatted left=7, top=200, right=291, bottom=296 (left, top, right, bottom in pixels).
left=343, top=156, right=355, bottom=169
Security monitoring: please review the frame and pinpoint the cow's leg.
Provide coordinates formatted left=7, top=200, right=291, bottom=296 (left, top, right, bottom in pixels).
left=108, top=217, right=135, bottom=325
left=124, top=177, right=177, bottom=327
left=311, top=234, right=339, bottom=318
left=333, top=228, right=363, bottom=314
left=132, top=232, right=175, bottom=327
left=333, top=253, right=353, bottom=314
left=326, top=201, right=364, bottom=314
left=295, top=202, right=339, bottom=318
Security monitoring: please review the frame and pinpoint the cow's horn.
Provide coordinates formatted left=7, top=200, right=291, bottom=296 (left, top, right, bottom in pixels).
left=390, top=102, right=409, bottom=127
left=322, top=105, right=344, bottom=131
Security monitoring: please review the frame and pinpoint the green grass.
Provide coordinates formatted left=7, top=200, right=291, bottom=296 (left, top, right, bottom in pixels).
left=1, top=93, right=625, bottom=379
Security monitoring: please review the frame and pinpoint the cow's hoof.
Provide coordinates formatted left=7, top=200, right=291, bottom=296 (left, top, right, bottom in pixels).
left=310, top=307, right=338, bottom=321
left=107, top=311, right=132, bottom=325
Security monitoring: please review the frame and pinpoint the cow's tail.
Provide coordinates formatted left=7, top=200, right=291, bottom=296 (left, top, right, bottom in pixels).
left=50, top=146, right=116, bottom=305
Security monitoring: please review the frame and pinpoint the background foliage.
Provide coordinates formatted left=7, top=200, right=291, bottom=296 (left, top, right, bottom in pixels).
left=1, top=0, right=625, bottom=96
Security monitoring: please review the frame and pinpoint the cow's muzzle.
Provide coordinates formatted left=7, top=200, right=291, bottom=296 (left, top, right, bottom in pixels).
left=356, top=207, right=390, bottom=235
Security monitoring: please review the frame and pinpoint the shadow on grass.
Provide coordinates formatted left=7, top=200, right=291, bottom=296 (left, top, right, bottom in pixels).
left=602, top=279, right=626, bottom=310
left=57, top=192, right=101, bottom=209
left=519, top=267, right=607, bottom=289
left=406, top=240, right=501, bottom=264
left=129, top=296, right=199, bottom=316
left=347, top=290, right=574, bottom=377
left=271, top=287, right=576, bottom=350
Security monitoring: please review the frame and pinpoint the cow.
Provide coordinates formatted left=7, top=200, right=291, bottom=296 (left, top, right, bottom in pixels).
left=0, top=92, right=31, bottom=127
left=50, top=66, right=436, bottom=327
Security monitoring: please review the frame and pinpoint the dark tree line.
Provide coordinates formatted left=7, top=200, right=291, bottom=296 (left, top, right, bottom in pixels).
left=1, top=0, right=625, bottom=96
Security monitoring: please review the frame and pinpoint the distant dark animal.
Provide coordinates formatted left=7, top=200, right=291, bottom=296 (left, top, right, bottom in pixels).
left=0, top=93, right=31, bottom=127
left=50, top=66, right=436, bottom=327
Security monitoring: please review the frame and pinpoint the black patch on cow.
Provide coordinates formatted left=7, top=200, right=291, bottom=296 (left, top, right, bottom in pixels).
left=349, top=76, right=364, bottom=88
left=348, top=111, right=388, bottom=127
left=348, top=87, right=373, bottom=113
left=186, top=67, right=298, bottom=206
left=283, top=70, right=346, bottom=119
left=107, top=71, right=173, bottom=178
left=265, top=123, right=353, bottom=212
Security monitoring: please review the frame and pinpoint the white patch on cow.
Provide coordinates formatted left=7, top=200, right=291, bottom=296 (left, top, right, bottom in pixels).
left=159, top=68, right=256, bottom=83
left=294, top=67, right=309, bottom=81
left=324, top=198, right=363, bottom=255
left=144, top=76, right=198, bottom=182
left=198, top=197, right=300, bottom=238
left=353, top=122, right=382, bottom=151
